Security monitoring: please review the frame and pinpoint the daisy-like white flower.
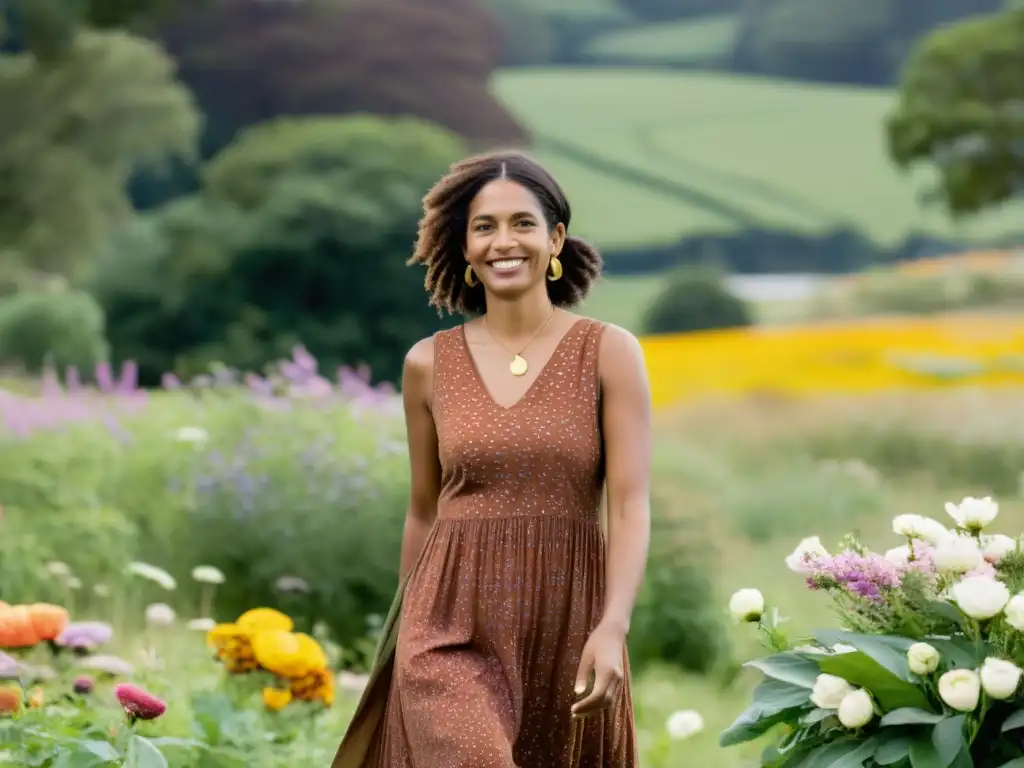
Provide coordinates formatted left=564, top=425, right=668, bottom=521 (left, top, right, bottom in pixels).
left=127, top=562, right=176, bottom=591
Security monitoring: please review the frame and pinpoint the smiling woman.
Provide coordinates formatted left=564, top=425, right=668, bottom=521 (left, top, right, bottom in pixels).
left=331, top=151, right=653, bottom=768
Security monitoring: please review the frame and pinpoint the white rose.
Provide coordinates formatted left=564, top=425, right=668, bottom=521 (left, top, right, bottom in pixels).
left=945, top=496, right=998, bottom=533
left=933, top=536, right=985, bottom=573
left=785, top=536, right=830, bottom=573
left=837, top=689, right=874, bottom=729
left=665, top=710, right=704, bottom=740
left=728, top=589, right=764, bottom=623
left=144, top=602, right=176, bottom=627
left=892, top=514, right=949, bottom=545
left=907, top=642, right=940, bottom=675
left=980, top=657, right=1023, bottom=700
left=950, top=575, right=1011, bottom=619
left=981, top=534, right=1018, bottom=564
left=810, top=674, right=855, bottom=710
left=938, top=669, right=981, bottom=712
left=1005, top=593, right=1024, bottom=630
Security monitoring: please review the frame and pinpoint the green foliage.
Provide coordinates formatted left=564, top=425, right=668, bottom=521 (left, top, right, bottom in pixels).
left=628, top=502, right=728, bottom=673
left=91, top=115, right=463, bottom=386
left=887, top=7, right=1024, bottom=217
left=0, top=30, right=199, bottom=279
left=642, top=265, right=753, bottom=335
left=0, top=289, right=109, bottom=375
left=492, top=68, right=1024, bottom=249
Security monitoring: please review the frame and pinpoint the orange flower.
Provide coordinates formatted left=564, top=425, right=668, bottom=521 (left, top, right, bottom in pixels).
left=0, top=605, right=41, bottom=648
left=262, top=687, right=292, bottom=712
left=0, top=685, right=22, bottom=716
left=27, top=604, right=70, bottom=642
left=27, top=687, right=44, bottom=708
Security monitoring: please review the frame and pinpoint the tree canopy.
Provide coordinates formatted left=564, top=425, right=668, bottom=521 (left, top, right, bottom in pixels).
left=0, top=29, right=199, bottom=279
left=92, top=116, right=464, bottom=386
left=886, top=6, right=1024, bottom=216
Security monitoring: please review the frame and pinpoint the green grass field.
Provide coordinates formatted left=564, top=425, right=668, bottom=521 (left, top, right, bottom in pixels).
left=582, top=13, right=738, bottom=66
left=492, top=68, right=1024, bottom=250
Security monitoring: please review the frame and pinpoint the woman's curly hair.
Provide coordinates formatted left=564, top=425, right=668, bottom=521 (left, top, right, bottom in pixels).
left=408, top=150, right=603, bottom=315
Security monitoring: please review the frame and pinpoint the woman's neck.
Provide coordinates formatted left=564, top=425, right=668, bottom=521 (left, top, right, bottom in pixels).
left=483, top=288, right=555, bottom=339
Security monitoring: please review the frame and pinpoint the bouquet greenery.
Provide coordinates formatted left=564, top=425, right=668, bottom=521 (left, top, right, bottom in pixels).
left=721, top=496, right=1024, bottom=767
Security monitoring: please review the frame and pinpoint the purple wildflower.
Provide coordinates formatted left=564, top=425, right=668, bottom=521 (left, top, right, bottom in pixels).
left=56, top=621, right=114, bottom=653
left=809, top=551, right=902, bottom=602
left=0, top=651, right=21, bottom=680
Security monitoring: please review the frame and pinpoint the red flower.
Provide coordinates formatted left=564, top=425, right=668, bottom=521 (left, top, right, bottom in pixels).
left=114, top=683, right=166, bottom=721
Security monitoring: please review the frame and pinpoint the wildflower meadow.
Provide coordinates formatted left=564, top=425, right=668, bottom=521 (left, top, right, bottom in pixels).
left=3, top=346, right=1024, bottom=766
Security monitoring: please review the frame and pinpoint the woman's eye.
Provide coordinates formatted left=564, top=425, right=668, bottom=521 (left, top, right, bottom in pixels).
left=516, top=220, right=535, bottom=228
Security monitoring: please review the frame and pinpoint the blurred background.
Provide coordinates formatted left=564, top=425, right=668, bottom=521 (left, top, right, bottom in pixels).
left=1, top=0, right=1023, bottom=765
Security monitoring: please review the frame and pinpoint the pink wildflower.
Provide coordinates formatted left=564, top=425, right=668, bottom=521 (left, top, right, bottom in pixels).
left=114, top=683, right=166, bottom=722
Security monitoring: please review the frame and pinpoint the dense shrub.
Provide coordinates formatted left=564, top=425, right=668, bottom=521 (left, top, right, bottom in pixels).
left=641, top=264, right=753, bottom=334
left=0, top=289, right=109, bottom=375
left=92, top=115, right=463, bottom=387
left=627, top=500, right=727, bottom=673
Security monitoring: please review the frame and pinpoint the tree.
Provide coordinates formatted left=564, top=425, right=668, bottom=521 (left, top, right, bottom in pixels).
left=886, top=7, right=1024, bottom=216
left=158, top=0, right=526, bottom=149
left=642, top=264, right=752, bottom=335
left=92, top=115, right=465, bottom=386
left=0, top=30, right=199, bottom=279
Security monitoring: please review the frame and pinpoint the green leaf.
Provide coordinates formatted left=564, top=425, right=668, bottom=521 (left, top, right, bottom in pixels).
left=800, top=708, right=833, bottom=725
left=814, top=630, right=917, bottom=682
left=996, top=761, right=1024, bottom=768
left=818, top=651, right=931, bottom=711
left=875, top=732, right=914, bottom=765
left=719, top=679, right=810, bottom=747
left=880, top=708, right=946, bottom=726
left=910, top=735, right=946, bottom=768
left=126, top=736, right=168, bottom=768
left=924, top=637, right=983, bottom=670
left=931, top=714, right=965, bottom=766
left=745, top=652, right=820, bottom=689
left=1002, top=709, right=1024, bottom=733
left=798, top=736, right=879, bottom=768
left=77, top=740, right=119, bottom=761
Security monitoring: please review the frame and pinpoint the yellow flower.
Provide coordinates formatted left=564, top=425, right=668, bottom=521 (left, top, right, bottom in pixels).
left=236, top=608, right=293, bottom=634
left=290, top=667, right=334, bottom=707
left=252, top=631, right=328, bottom=679
left=27, top=687, right=44, bottom=708
left=206, top=623, right=258, bottom=674
left=262, top=687, right=293, bottom=712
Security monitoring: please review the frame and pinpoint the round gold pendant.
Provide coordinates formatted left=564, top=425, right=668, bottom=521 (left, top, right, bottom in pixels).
left=509, top=354, right=528, bottom=376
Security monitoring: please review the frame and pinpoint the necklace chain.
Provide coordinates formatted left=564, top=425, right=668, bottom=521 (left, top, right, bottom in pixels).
left=483, top=307, right=556, bottom=377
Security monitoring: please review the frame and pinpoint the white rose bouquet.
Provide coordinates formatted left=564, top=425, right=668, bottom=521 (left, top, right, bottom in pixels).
left=721, top=496, right=1024, bottom=766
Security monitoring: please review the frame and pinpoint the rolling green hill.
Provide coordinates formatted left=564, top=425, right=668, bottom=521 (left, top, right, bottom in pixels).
left=491, top=68, right=1024, bottom=250
left=581, top=13, right=738, bottom=66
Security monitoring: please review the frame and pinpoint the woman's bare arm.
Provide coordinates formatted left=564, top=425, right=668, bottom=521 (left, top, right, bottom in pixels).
left=398, top=337, right=442, bottom=580
left=597, top=325, right=652, bottom=636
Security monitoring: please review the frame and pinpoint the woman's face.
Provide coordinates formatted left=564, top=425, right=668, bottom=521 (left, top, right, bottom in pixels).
left=465, top=179, right=565, bottom=301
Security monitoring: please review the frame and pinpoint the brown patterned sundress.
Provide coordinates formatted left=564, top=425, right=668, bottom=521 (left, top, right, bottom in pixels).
left=332, top=317, right=637, bottom=767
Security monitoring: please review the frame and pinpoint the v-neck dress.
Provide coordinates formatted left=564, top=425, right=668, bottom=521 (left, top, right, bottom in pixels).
left=332, top=317, right=637, bottom=767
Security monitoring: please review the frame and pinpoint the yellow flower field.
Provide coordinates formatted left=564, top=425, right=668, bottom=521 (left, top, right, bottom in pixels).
left=641, top=314, right=1024, bottom=408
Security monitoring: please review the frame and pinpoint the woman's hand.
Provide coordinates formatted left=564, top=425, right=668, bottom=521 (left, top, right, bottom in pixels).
left=571, top=621, right=627, bottom=718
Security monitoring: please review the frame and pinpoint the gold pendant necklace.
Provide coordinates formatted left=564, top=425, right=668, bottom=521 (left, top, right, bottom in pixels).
left=485, top=307, right=556, bottom=377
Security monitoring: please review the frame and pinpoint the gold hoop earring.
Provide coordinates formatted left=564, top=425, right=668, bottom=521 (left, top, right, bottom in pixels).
left=464, top=264, right=478, bottom=287
left=547, top=255, right=563, bottom=282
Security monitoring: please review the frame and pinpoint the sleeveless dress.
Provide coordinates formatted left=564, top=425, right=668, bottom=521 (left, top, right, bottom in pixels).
left=332, top=317, right=637, bottom=767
